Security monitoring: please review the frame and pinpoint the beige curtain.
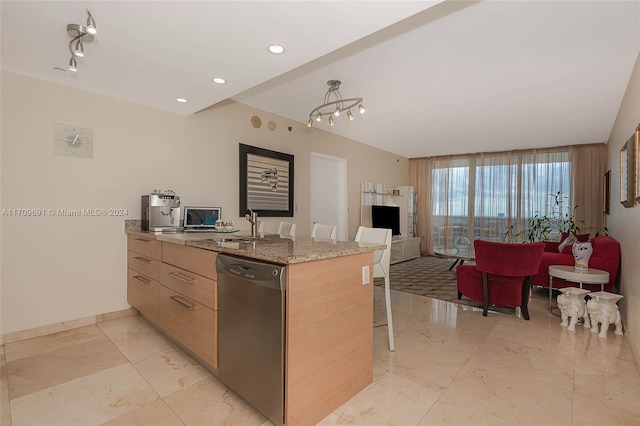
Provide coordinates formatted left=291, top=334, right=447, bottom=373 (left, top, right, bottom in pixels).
left=519, top=149, right=571, bottom=239
left=410, top=144, right=606, bottom=253
left=571, top=144, right=607, bottom=234
left=473, top=152, right=519, bottom=243
left=430, top=156, right=470, bottom=253
left=409, top=158, right=433, bottom=255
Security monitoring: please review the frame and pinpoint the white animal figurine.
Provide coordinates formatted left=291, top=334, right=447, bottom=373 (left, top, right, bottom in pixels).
left=587, top=298, right=623, bottom=338
left=557, top=293, right=590, bottom=331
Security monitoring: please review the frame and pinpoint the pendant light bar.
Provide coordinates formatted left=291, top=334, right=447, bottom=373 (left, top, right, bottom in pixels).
left=307, top=80, right=365, bottom=128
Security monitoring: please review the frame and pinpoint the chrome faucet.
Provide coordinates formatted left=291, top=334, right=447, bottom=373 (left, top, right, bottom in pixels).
left=245, top=209, right=258, bottom=237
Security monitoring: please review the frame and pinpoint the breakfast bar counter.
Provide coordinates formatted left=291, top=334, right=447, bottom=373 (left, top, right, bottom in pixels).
left=126, top=224, right=381, bottom=425
left=126, top=228, right=383, bottom=264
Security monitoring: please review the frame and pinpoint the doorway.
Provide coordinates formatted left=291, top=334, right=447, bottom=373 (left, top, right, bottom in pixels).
left=311, top=153, right=348, bottom=241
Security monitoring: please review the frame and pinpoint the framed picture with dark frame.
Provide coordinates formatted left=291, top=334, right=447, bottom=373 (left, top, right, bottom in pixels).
left=636, top=124, right=640, bottom=204
left=603, top=170, right=611, bottom=214
left=239, top=143, right=294, bottom=217
left=620, top=127, right=638, bottom=208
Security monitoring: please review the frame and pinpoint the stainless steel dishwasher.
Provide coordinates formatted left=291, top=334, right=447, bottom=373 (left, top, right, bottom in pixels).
left=216, top=254, right=286, bottom=426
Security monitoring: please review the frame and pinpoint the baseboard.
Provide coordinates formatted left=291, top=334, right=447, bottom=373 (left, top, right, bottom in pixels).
left=95, top=308, right=138, bottom=324
left=1, top=308, right=138, bottom=345
left=628, top=333, right=640, bottom=377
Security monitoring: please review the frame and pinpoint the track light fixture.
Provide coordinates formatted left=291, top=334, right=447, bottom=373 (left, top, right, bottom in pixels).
left=74, top=38, right=84, bottom=57
left=66, top=9, right=97, bottom=72
left=86, top=10, right=97, bottom=35
left=306, top=80, right=365, bottom=128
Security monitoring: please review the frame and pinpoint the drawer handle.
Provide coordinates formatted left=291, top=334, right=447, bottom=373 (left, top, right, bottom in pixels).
left=168, top=271, right=195, bottom=284
left=134, top=238, right=151, bottom=243
left=133, top=256, right=151, bottom=264
left=133, top=275, right=150, bottom=285
left=169, top=295, right=195, bottom=311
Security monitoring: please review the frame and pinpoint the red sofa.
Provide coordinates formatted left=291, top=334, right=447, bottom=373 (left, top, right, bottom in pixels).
left=532, top=235, right=620, bottom=292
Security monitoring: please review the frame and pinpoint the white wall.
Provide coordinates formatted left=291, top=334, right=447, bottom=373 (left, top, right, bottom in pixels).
left=0, top=67, right=3, bottom=341
left=607, top=51, right=640, bottom=360
left=0, top=71, right=409, bottom=335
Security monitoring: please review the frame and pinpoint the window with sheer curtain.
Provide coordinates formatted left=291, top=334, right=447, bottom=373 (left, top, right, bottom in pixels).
left=409, top=144, right=606, bottom=254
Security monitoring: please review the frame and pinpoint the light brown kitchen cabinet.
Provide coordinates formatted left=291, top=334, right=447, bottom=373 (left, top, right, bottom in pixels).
left=159, top=263, right=217, bottom=310
left=127, top=250, right=161, bottom=281
left=127, top=234, right=218, bottom=368
left=128, top=234, right=162, bottom=259
left=162, top=241, right=216, bottom=279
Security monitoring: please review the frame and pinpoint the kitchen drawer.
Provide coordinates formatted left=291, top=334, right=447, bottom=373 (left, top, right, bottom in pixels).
left=128, top=268, right=217, bottom=368
left=127, top=268, right=162, bottom=318
left=128, top=234, right=162, bottom=259
left=128, top=251, right=161, bottom=281
left=154, top=283, right=218, bottom=368
left=162, top=242, right=217, bottom=280
left=159, top=262, right=217, bottom=310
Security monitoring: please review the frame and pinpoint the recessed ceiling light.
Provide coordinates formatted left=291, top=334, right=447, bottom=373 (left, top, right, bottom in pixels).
left=267, top=44, right=285, bottom=54
left=175, top=98, right=188, bottom=103
left=212, top=77, right=226, bottom=85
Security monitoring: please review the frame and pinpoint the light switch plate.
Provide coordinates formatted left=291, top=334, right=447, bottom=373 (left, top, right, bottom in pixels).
left=362, top=265, right=370, bottom=285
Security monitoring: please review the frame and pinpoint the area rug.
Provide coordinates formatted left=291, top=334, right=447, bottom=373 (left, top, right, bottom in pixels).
left=375, top=256, right=514, bottom=312
left=375, top=255, right=461, bottom=303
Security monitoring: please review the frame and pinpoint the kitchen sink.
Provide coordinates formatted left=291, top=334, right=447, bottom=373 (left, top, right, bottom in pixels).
left=202, top=237, right=261, bottom=244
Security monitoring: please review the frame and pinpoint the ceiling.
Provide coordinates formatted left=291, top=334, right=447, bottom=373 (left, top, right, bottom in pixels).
left=2, top=1, right=639, bottom=158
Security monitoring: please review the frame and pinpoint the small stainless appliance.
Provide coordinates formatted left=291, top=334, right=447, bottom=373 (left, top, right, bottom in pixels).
left=141, top=190, right=181, bottom=232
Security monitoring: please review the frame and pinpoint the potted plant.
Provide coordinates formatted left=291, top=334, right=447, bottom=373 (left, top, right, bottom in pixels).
left=504, top=192, right=607, bottom=243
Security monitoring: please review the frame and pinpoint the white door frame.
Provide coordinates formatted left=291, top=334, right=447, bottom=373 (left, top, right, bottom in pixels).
left=310, top=152, right=348, bottom=241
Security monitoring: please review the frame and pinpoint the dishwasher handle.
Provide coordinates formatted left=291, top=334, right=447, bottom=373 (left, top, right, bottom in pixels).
left=216, top=254, right=286, bottom=291
left=234, top=264, right=272, bottom=279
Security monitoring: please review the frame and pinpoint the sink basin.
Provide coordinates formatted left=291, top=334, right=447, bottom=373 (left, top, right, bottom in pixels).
left=216, top=237, right=258, bottom=243
left=199, top=236, right=264, bottom=245
left=216, top=238, right=250, bottom=243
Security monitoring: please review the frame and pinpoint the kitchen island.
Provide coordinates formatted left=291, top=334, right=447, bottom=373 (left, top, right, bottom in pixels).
left=126, top=224, right=383, bottom=425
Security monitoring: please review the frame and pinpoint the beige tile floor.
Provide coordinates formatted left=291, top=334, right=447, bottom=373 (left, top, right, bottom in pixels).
left=2, top=287, right=639, bottom=426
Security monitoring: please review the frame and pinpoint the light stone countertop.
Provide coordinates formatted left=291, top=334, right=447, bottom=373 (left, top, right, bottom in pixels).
left=125, top=223, right=384, bottom=265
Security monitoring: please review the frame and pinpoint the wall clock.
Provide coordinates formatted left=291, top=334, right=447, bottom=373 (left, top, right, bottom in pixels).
left=53, top=123, right=93, bottom=159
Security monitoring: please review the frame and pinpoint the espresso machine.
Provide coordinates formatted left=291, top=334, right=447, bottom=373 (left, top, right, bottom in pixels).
left=141, top=189, right=181, bottom=232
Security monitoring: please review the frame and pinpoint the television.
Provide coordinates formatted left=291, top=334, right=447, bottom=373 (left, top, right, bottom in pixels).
left=371, top=205, right=401, bottom=236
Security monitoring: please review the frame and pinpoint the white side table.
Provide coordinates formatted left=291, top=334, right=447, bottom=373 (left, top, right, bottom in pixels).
left=586, top=291, right=624, bottom=338
left=557, top=287, right=591, bottom=331
left=548, top=265, right=609, bottom=315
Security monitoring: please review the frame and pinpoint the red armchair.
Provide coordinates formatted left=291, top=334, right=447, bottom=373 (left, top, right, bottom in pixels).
left=457, top=240, right=546, bottom=320
left=532, top=235, right=620, bottom=292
